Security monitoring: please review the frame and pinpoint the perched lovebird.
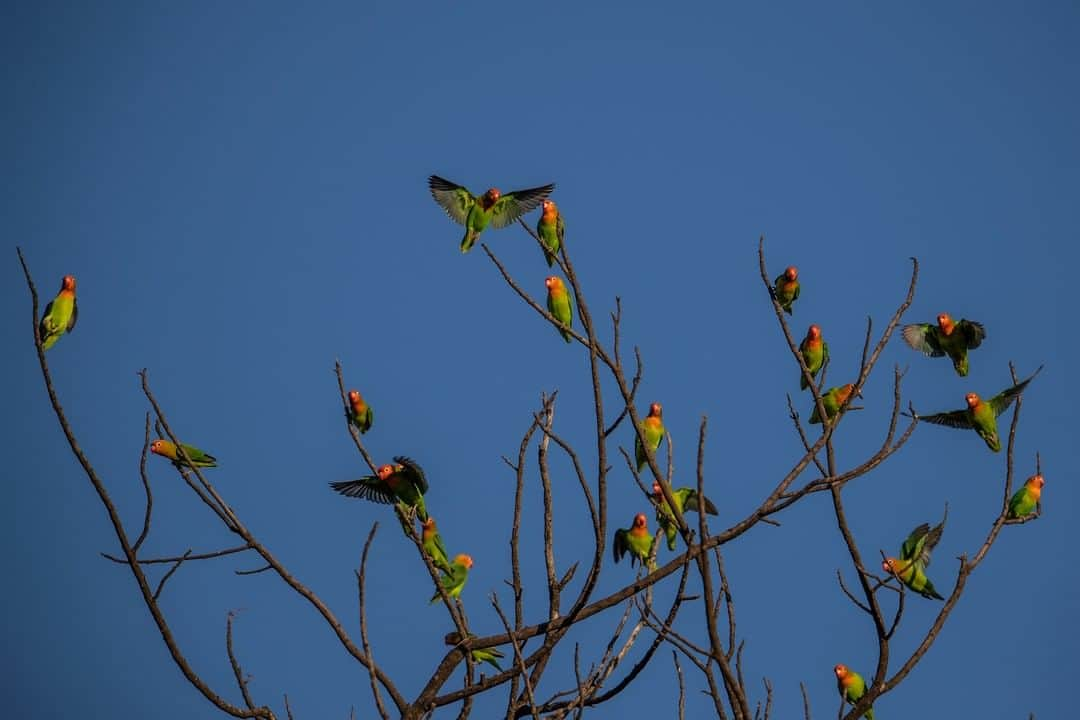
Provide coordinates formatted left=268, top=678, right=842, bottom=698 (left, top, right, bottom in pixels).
left=430, top=553, right=473, bottom=604
left=1008, top=474, right=1045, bottom=519
left=329, top=455, right=429, bottom=520
left=613, top=513, right=655, bottom=570
left=545, top=275, right=574, bottom=342
left=444, top=632, right=505, bottom=671
left=882, top=519, right=945, bottom=600
left=39, top=274, right=78, bottom=350
left=652, top=482, right=718, bottom=551
left=798, top=324, right=829, bottom=390
left=346, top=390, right=373, bottom=434
left=914, top=367, right=1041, bottom=452
left=772, top=266, right=800, bottom=314
left=536, top=199, right=564, bottom=267
left=150, top=439, right=218, bottom=468
left=429, top=175, right=555, bottom=253
left=902, top=312, right=986, bottom=377
left=421, top=516, right=452, bottom=574
left=808, top=384, right=859, bottom=424
left=635, top=402, right=665, bottom=472
left=834, top=664, right=874, bottom=720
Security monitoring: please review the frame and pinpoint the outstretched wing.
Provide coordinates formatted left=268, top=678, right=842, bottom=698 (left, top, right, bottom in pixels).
left=900, top=523, right=930, bottom=562
left=490, top=183, right=555, bottom=229
left=683, top=490, right=719, bottom=515
left=901, top=323, right=945, bottom=357
left=612, top=529, right=627, bottom=563
left=429, top=175, right=475, bottom=225
left=329, top=476, right=395, bottom=504
left=989, top=366, right=1042, bottom=417
left=917, top=407, right=973, bottom=429
left=957, top=319, right=985, bottom=350
left=393, top=455, right=429, bottom=494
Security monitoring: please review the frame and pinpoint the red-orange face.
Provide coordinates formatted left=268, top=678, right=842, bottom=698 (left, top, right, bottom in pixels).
left=652, top=482, right=663, bottom=495
left=485, top=188, right=501, bottom=201
left=542, top=199, right=556, bottom=213
left=455, top=554, right=474, bottom=569
left=633, top=513, right=648, bottom=528
left=348, top=390, right=362, bottom=405
left=965, top=393, right=979, bottom=409
left=150, top=440, right=168, bottom=455
left=784, top=266, right=798, bottom=281
left=937, top=312, right=951, bottom=327
left=808, top=324, right=821, bottom=339
left=649, top=402, right=662, bottom=417
left=834, top=664, right=848, bottom=678
left=882, top=558, right=896, bottom=574
left=61, top=275, right=76, bottom=291
left=422, top=517, right=436, bottom=531
left=377, top=464, right=395, bottom=480
left=1030, top=474, right=1045, bottom=489
left=545, top=276, right=560, bottom=291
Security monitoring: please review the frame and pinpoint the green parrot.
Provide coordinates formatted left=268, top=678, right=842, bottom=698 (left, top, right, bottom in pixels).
left=914, top=367, right=1041, bottom=452
left=150, top=439, right=218, bottom=468
left=1008, top=474, right=1045, bottom=519
left=421, top=516, right=453, bottom=574
left=536, top=199, right=564, bottom=267
left=346, top=390, right=373, bottom=434
left=808, top=384, right=859, bottom=424
left=652, top=482, right=718, bottom=551
left=772, top=265, right=800, bottom=315
left=429, top=175, right=555, bottom=253
left=635, top=402, right=665, bottom=472
left=39, top=274, right=78, bottom=350
left=329, top=455, right=429, bottom=520
left=430, top=553, right=473, bottom=604
left=613, top=513, right=655, bottom=570
left=545, top=275, right=574, bottom=342
left=798, top=324, right=829, bottom=390
left=882, top=518, right=945, bottom=600
left=444, top=632, right=505, bottom=671
left=834, top=664, right=875, bottom=720
left=901, top=312, right=986, bottom=377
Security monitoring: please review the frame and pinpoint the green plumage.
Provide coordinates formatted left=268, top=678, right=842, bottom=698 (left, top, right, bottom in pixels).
left=1008, top=475, right=1044, bottom=519
left=835, top=665, right=874, bottom=720
left=536, top=200, right=565, bottom=267
left=429, top=175, right=554, bottom=252
left=902, top=315, right=986, bottom=376
left=809, top=384, right=857, bottom=424
left=916, top=367, right=1041, bottom=452
left=545, top=276, right=574, bottom=342
left=884, top=517, right=945, bottom=600
left=653, top=484, right=718, bottom=551
left=150, top=439, right=218, bottom=468
left=329, top=455, right=429, bottom=521
left=39, top=276, right=78, bottom=351
left=635, top=403, right=665, bottom=472
left=772, top=267, right=800, bottom=314
left=613, top=514, right=655, bottom=570
left=422, top=518, right=452, bottom=574
left=430, top=555, right=472, bottom=603
left=798, top=325, right=828, bottom=390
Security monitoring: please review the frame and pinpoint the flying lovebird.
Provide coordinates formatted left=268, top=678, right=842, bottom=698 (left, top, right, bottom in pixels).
left=430, top=553, right=473, bottom=603
left=613, top=513, right=655, bottom=570
left=39, top=274, right=78, bottom=350
left=834, top=664, right=875, bottom=720
left=808, top=384, right=860, bottom=424
left=545, top=275, right=574, bottom=342
left=772, top=266, right=800, bottom=315
left=901, top=312, right=986, bottom=377
left=635, top=402, right=665, bottom=472
left=882, top=517, right=946, bottom=600
left=913, top=367, right=1042, bottom=452
left=329, top=455, right=430, bottom=520
left=1008, top=474, right=1045, bottom=519
left=150, top=439, right=218, bottom=468
left=421, top=516, right=453, bottom=574
left=346, top=390, right=373, bottom=434
left=536, top=199, right=565, bottom=267
left=652, top=482, right=719, bottom=551
left=798, top=324, right=829, bottom=390
left=428, top=175, right=555, bottom=253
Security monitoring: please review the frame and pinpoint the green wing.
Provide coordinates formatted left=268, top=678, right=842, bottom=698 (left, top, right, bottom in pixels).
left=957, top=319, right=986, bottom=350
left=901, top=323, right=945, bottom=357
left=917, top=408, right=973, bottom=429
left=329, top=477, right=395, bottom=504
left=900, top=523, right=929, bottom=561
left=394, top=455, right=429, bottom=494
left=988, top=367, right=1042, bottom=417
left=489, top=183, right=555, bottom=229
left=682, top=490, right=718, bottom=515
left=429, top=175, right=476, bottom=225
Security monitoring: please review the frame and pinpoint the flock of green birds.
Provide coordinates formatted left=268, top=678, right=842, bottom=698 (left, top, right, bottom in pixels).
left=33, top=175, right=1047, bottom=702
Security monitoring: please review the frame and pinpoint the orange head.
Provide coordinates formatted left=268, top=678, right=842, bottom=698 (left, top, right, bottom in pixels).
left=965, top=392, right=981, bottom=409
left=481, top=188, right=501, bottom=208
left=807, top=324, right=821, bottom=340
left=61, top=275, right=76, bottom=292
left=652, top=482, right=663, bottom=496
left=936, top=312, right=954, bottom=331
left=541, top=199, right=558, bottom=215
left=1028, top=474, right=1045, bottom=491
left=453, top=553, right=474, bottom=569
left=348, top=390, right=364, bottom=408
left=545, top=276, right=563, bottom=292
left=422, top=517, right=437, bottom=532
left=633, top=513, right=648, bottom=529
left=377, top=464, right=395, bottom=481
left=784, top=266, right=798, bottom=281
left=648, top=402, right=663, bottom=418
left=149, top=439, right=170, bottom=457
left=834, top=664, right=849, bottom=679
left=882, top=557, right=899, bottom=574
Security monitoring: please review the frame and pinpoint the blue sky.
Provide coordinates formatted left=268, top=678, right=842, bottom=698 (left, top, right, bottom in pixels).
left=6, top=2, right=1078, bottom=718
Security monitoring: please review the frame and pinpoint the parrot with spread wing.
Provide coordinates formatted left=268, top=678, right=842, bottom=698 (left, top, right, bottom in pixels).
left=329, top=455, right=429, bottom=520
left=834, top=664, right=875, bottom=719
left=39, top=274, right=78, bottom=350
left=901, top=312, right=986, bottom=377
left=430, top=554, right=473, bottom=604
left=772, top=266, right=800, bottom=314
left=1008, top=474, right=1045, bottom=519
left=346, top=390, right=373, bottom=434
left=613, top=513, right=655, bottom=570
left=429, top=175, right=554, bottom=252
left=798, top=324, right=829, bottom=390
left=150, top=439, right=218, bottom=468
left=536, top=199, right=564, bottom=267
left=914, top=367, right=1042, bottom=452
left=882, top=518, right=946, bottom=600
left=421, top=516, right=452, bottom=574
left=809, top=384, right=859, bottom=424
left=652, top=482, right=718, bottom=551
left=545, top=275, right=574, bottom=342
left=635, top=402, right=665, bottom=472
